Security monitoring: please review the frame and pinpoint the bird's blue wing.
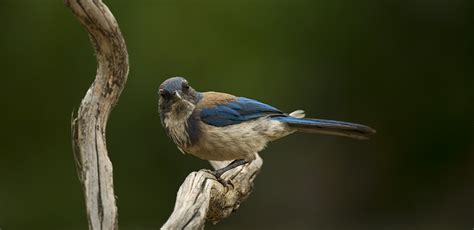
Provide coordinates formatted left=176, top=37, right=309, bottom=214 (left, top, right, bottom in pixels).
left=200, top=97, right=284, bottom=127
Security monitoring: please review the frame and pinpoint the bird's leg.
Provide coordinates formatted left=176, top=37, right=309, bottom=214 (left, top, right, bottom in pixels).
left=212, top=159, right=249, bottom=178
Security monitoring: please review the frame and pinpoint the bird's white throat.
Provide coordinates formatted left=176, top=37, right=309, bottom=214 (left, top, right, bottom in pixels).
left=163, top=99, right=195, bottom=147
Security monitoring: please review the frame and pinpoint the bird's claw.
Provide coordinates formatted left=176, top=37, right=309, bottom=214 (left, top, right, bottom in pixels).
left=216, top=177, right=234, bottom=189
left=206, top=169, right=234, bottom=189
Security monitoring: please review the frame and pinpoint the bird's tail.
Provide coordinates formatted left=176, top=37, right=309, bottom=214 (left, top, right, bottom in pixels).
left=272, top=110, right=376, bottom=140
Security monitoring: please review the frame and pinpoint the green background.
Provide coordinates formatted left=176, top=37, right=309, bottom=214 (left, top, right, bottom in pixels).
left=1, top=0, right=473, bottom=229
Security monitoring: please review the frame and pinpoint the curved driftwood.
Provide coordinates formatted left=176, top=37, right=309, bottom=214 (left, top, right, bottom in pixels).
left=162, top=155, right=263, bottom=229
left=66, top=0, right=129, bottom=229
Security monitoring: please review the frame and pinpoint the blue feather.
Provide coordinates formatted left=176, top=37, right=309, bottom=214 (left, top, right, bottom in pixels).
left=200, top=97, right=283, bottom=127
left=272, top=116, right=376, bottom=139
left=272, top=116, right=363, bottom=128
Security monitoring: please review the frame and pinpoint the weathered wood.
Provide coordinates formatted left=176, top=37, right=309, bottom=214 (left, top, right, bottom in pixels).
left=162, top=155, right=263, bottom=229
left=67, top=0, right=129, bottom=229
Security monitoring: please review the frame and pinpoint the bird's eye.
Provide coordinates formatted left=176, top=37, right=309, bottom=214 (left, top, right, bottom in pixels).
left=182, top=80, right=190, bottom=90
left=159, top=89, right=168, bottom=98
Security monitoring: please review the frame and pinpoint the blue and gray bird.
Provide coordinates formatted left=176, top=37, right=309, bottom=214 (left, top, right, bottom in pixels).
left=158, top=77, right=375, bottom=177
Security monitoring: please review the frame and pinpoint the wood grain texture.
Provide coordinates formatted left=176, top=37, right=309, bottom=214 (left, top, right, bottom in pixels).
left=162, top=155, right=263, bottom=229
left=66, top=0, right=129, bottom=229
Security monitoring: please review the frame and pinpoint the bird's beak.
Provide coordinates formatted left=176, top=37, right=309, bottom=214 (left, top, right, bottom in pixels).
left=173, top=91, right=183, bottom=100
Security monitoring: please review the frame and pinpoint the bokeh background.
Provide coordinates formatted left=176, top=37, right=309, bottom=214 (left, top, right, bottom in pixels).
left=1, top=0, right=473, bottom=229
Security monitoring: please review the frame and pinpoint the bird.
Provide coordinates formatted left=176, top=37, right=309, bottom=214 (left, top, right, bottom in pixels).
left=158, top=77, right=376, bottom=178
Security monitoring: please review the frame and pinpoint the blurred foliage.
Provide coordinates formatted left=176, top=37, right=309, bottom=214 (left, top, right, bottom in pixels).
left=0, top=0, right=473, bottom=229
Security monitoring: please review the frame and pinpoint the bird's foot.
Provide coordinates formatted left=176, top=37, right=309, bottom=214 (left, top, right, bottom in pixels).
left=205, top=159, right=249, bottom=188
left=217, top=177, right=234, bottom=189
left=211, top=167, right=227, bottom=179
left=209, top=170, right=234, bottom=188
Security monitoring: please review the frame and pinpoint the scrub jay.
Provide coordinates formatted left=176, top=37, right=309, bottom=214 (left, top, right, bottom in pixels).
left=158, top=77, right=375, bottom=178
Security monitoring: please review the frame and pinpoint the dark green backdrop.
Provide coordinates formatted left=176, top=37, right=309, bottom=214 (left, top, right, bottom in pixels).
left=1, top=0, right=473, bottom=229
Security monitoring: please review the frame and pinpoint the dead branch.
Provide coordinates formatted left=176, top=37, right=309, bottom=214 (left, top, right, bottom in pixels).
left=66, top=0, right=129, bottom=229
left=162, top=155, right=263, bottom=229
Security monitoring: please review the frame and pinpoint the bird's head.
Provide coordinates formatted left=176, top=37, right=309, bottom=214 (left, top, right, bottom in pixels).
left=158, top=77, right=201, bottom=123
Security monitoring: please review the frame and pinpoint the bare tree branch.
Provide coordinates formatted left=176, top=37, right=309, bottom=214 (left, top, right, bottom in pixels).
left=162, top=155, right=263, bottom=229
left=66, top=0, right=129, bottom=229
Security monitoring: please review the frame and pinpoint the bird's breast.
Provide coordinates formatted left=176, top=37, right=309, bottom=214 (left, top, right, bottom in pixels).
left=163, top=100, right=197, bottom=148
left=185, top=117, right=293, bottom=161
left=164, top=116, right=190, bottom=148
